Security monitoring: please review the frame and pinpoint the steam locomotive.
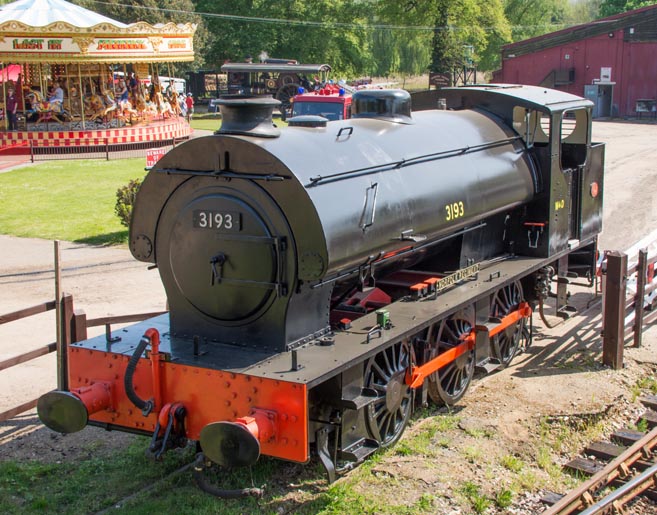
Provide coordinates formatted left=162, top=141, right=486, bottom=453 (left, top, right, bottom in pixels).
left=38, top=85, right=604, bottom=488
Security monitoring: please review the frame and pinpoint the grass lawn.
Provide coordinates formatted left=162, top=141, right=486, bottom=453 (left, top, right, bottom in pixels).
left=0, top=426, right=447, bottom=515
left=0, top=158, right=147, bottom=245
left=189, top=116, right=221, bottom=132
left=190, top=113, right=288, bottom=132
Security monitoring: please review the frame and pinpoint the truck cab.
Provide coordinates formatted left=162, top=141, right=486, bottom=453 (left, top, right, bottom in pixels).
left=291, top=84, right=352, bottom=121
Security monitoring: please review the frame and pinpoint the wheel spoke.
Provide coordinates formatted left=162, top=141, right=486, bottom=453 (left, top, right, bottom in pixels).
left=382, top=348, right=393, bottom=375
left=449, top=368, right=460, bottom=392
left=372, top=362, right=390, bottom=382
left=440, top=362, right=456, bottom=377
left=372, top=383, right=387, bottom=394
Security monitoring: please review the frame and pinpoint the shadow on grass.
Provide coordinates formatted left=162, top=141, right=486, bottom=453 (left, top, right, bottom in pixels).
left=75, top=230, right=129, bottom=246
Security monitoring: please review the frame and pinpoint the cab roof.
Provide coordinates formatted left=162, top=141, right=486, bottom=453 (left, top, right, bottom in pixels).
left=442, top=84, right=593, bottom=114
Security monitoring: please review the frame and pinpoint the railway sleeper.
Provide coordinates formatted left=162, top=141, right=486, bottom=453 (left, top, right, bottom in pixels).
left=542, top=400, right=657, bottom=514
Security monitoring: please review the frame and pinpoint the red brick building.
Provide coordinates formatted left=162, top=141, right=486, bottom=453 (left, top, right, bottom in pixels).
left=493, top=5, right=657, bottom=118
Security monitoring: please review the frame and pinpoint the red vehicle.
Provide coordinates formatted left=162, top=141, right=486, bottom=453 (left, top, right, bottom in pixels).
left=291, top=83, right=352, bottom=121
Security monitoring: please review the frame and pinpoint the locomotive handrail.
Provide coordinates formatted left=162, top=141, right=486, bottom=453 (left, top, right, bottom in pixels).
left=306, top=136, right=522, bottom=187
left=157, top=168, right=289, bottom=182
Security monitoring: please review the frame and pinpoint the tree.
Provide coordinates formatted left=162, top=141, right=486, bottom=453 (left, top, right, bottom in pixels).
left=565, top=0, right=603, bottom=25
left=71, top=0, right=209, bottom=70
left=195, top=0, right=374, bottom=76
left=598, top=0, right=657, bottom=17
left=377, top=0, right=510, bottom=74
left=504, top=0, right=569, bottom=42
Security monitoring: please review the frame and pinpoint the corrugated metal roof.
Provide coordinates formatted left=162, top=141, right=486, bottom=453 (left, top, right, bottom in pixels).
left=502, top=4, right=657, bottom=59
left=0, top=0, right=128, bottom=28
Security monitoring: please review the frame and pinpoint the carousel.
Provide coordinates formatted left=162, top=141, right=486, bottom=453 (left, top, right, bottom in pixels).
left=0, top=0, right=196, bottom=150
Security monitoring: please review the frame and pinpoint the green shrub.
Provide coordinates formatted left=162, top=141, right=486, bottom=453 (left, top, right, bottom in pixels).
left=115, top=178, right=142, bottom=228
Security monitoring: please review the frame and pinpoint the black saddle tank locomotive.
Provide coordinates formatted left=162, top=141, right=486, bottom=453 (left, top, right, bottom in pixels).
left=38, top=85, right=604, bottom=483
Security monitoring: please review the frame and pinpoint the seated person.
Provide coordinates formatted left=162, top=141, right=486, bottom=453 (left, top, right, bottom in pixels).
left=116, top=79, right=129, bottom=103
left=48, top=81, right=64, bottom=106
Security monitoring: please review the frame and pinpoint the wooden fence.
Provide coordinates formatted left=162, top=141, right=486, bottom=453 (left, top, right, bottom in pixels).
left=0, top=293, right=165, bottom=423
left=602, top=246, right=657, bottom=370
left=0, top=294, right=73, bottom=422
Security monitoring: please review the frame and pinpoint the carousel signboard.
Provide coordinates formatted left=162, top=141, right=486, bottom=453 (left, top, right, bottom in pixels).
left=0, top=34, right=194, bottom=62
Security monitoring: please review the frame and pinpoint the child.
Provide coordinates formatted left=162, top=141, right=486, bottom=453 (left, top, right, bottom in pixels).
left=185, top=93, right=194, bottom=122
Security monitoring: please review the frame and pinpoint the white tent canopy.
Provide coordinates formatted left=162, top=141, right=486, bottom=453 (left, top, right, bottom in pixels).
left=0, top=0, right=128, bottom=28
left=0, top=0, right=196, bottom=64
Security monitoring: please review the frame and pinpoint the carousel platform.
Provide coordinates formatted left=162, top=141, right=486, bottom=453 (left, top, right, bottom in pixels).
left=0, top=116, right=192, bottom=151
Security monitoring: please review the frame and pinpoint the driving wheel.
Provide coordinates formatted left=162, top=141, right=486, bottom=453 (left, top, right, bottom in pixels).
left=490, top=281, right=525, bottom=367
left=427, top=307, right=476, bottom=405
left=364, top=339, right=414, bottom=448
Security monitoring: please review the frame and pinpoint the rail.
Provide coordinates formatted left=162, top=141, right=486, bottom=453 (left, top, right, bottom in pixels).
left=543, top=401, right=657, bottom=515
left=28, top=137, right=182, bottom=162
left=601, top=229, right=657, bottom=369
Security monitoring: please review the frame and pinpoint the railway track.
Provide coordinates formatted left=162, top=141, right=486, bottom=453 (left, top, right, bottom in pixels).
left=542, top=396, right=657, bottom=514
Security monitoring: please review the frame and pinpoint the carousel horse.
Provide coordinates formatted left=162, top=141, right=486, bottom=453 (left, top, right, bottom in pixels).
left=168, top=90, right=182, bottom=116
left=67, top=85, right=82, bottom=119
left=142, top=98, right=160, bottom=117
left=25, top=88, right=66, bottom=123
left=98, top=90, right=118, bottom=123
left=84, top=93, right=109, bottom=123
left=24, top=89, right=42, bottom=121
left=117, top=98, right=139, bottom=124
left=133, top=93, right=148, bottom=117
left=153, top=91, right=175, bottom=119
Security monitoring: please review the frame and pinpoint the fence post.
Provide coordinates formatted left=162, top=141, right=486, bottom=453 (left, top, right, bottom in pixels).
left=105, top=137, right=109, bottom=161
left=54, top=241, right=63, bottom=389
left=634, top=249, right=648, bottom=347
left=71, top=308, right=88, bottom=343
left=59, top=293, right=74, bottom=390
left=603, top=251, right=627, bottom=369
left=30, top=141, right=34, bottom=163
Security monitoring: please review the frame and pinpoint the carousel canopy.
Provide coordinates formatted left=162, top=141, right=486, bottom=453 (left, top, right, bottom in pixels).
left=0, top=0, right=196, bottom=63
left=0, top=0, right=129, bottom=28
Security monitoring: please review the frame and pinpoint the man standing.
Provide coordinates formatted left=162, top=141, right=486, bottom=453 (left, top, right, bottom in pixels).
left=6, top=86, right=18, bottom=131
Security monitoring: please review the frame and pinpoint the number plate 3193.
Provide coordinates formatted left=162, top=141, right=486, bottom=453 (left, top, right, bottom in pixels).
left=193, top=210, right=241, bottom=231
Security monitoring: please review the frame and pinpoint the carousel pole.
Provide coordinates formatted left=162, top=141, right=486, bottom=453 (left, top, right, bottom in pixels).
left=1, top=62, right=8, bottom=132
left=38, top=64, right=43, bottom=99
left=155, top=63, right=161, bottom=121
left=0, top=63, right=9, bottom=131
left=78, top=63, right=85, bottom=130
left=64, top=63, right=70, bottom=120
